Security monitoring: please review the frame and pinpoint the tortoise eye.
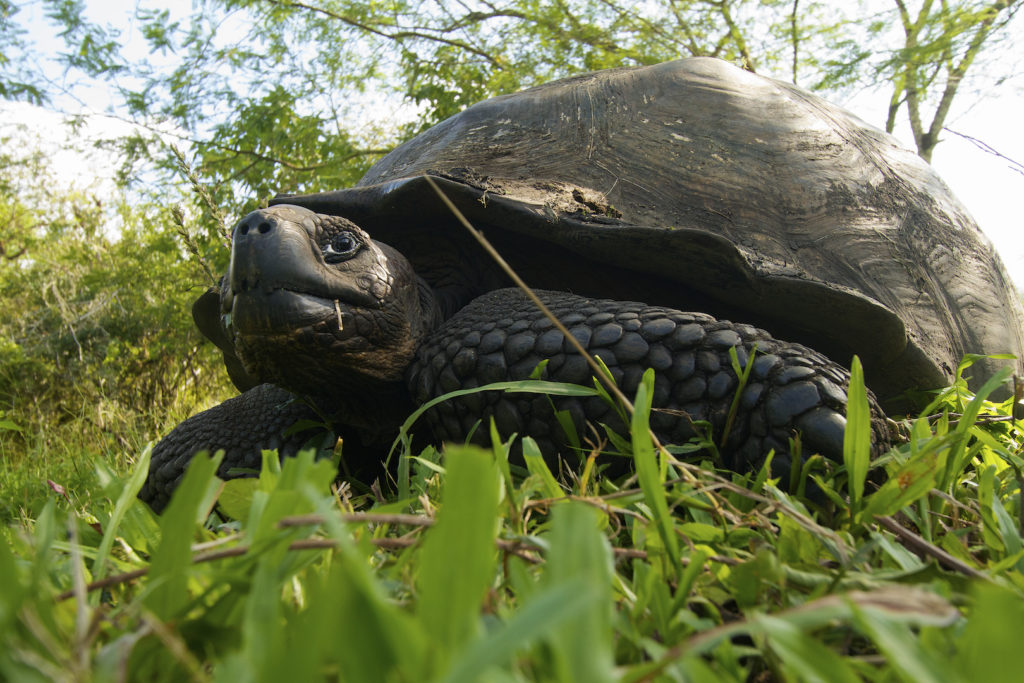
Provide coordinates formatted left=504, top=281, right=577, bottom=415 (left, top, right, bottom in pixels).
left=323, top=231, right=361, bottom=263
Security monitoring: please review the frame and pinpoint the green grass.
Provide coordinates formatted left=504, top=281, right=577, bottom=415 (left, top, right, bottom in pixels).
left=1, top=357, right=1023, bottom=681
left=0, top=380, right=235, bottom=523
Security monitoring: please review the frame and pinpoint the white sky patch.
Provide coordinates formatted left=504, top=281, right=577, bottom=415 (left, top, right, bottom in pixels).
left=1, top=101, right=129, bottom=195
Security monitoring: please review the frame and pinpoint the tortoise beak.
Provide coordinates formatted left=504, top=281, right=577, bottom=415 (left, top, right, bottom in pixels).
left=227, top=206, right=380, bottom=309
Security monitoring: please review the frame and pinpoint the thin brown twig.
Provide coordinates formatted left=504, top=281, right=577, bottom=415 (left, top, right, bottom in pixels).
left=206, top=143, right=391, bottom=173
left=875, top=515, right=989, bottom=580
left=170, top=145, right=231, bottom=248
left=635, top=587, right=958, bottom=682
left=266, top=0, right=504, bottom=67
left=920, top=411, right=1019, bottom=426
left=58, top=510, right=745, bottom=600
left=57, top=529, right=545, bottom=600
left=277, top=512, right=435, bottom=528
left=423, top=176, right=635, bottom=414
left=522, top=494, right=648, bottom=522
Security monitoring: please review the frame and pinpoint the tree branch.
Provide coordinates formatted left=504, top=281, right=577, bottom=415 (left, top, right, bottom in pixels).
left=944, top=127, right=1024, bottom=176
left=203, top=144, right=390, bottom=173
left=791, top=0, right=800, bottom=84
left=714, top=0, right=756, bottom=71
left=264, top=0, right=506, bottom=68
left=875, top=515, right=989, bottom=579
left=921, top=0, right=1008, bottom=160
left=893, top=0, right=929, bottom=153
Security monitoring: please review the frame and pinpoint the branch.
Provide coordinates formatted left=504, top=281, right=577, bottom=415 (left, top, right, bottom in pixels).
left=922, top=0, right=1007, bottom=158
left=893, top=0, right=929, bottom=152
left=944, top=127, right=1024, bottom=177
left=594, top=0, right=692, bottom=54
left=203, top=144, right=390, bottom=173
left=667, top=0, right=704, bottom=54
left=790, top=0, right=800, bottom=84
left=713, top=0, right=756, bottom=71
left=875, top=515, right=989, bottom=579
left=449, top=1, right=625, bottom=54
left=264, top=0, right=506, bottom=67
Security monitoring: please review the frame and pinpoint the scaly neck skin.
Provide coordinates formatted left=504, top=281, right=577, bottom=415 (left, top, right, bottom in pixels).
left=417, top=276, right=445, bottom=332
left=316, top=274, right=444, bottom=446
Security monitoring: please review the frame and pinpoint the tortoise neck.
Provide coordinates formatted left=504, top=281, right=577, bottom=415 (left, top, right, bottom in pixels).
left=417, top=275, right=449, bottom=326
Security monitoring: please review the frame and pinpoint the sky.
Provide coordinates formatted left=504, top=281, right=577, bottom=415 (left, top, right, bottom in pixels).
left=3, top=1, right=1022, bottom=286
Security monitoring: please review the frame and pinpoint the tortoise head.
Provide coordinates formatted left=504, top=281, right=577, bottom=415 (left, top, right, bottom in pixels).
left=194, top=204, right=441, bottom=404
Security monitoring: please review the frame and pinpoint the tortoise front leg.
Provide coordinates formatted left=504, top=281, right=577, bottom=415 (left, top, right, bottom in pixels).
left=409, top=288, right=890, bottom=480
left=140, top=384, right=329, bottom=512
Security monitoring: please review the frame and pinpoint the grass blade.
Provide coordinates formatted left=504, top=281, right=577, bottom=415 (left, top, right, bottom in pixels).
left=417, top=445, right=500, bottom=675
left=543, top=502, right=616, bottom=683
left=442, top=582, right=597, bottom=683
left=954, top=583, right=1024, bottom=681
left=522, top=436, right=564, bottom=500
left=91, top=444, right=152, bottom=580
left=844, top=356, right=870, bottom=515
left=142, top=451, right=222, bottom=621
left=759, top=614, right=860, bottom=683
left=632, top=369, right=681, bottom=572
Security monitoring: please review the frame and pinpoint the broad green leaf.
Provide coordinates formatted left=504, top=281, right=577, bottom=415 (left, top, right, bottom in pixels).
left=92, top=444, right=151, bottom=580
left=851, top=602, right=952, bottom=683
left=543, top=502, right=616, bottom=683
left=843, top=356, right=870, bottom=513
left=522, top=436, right=564, bottom=500
left=234, top=558, right=284, bottom=682
left=759, top=615, right=860, bottom=683
left=296, top=531, right=424, bottom=681
left=943, top=367, right=1012, bottom=490
left=217, top=477, right=260, bottom=522
left=0, top=531, right=25, bottom=635
left=143, top=451, right=223, bottom=621
left=861, top=448, right=940, bottom=521
left=554, top=407, right=582, bottom=451
left=246, top=448, right=336, bottom=550
left=417, top=446, right=500, bottom=674
left=442, top=582, right=597, bottom=683
left=954, top=583, right=1024, bottom=682
left=977, top=465, right=1005, bottom=552
left=632, top=369, right=681, bottom=573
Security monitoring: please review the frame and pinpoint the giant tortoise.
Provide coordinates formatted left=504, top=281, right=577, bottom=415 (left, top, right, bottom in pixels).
left=139, top=58, right=1024, bottom=511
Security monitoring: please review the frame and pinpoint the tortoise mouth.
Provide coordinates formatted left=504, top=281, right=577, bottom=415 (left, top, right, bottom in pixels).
left=228, top=288, right=355, bottom=341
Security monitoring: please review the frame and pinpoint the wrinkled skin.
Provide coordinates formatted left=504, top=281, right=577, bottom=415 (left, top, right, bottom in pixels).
left=139, top=204, right=889, bottom=511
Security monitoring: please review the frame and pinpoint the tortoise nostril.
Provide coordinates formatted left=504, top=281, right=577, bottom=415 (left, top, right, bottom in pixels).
left=258, top=221, right=272, bottom=234
left=238, top=224, right=249, bottom=236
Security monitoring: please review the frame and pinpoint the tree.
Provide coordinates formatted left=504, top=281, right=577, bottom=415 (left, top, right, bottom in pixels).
left=0, top=121, right=228, bottom=452
left=894, top=0, right=1021, bottom=162
left=0, top=0, right=45, bottom=103
left=821, top=0, right=1022, bottom=162
left=6, top=1, right=1018, bottom=209
left=107, top=0, right=1017, bottom=203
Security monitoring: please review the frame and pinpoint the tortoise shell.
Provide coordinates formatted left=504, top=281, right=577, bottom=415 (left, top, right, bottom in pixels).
left=272, top=57, right=1024, bottom=404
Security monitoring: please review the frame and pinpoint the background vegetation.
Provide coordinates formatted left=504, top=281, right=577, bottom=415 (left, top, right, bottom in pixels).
left=1, top=0, right=1023, bottom=679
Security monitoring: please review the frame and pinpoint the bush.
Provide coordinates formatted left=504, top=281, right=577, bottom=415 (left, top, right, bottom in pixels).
left=0, top=148, right=232, bottom=518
